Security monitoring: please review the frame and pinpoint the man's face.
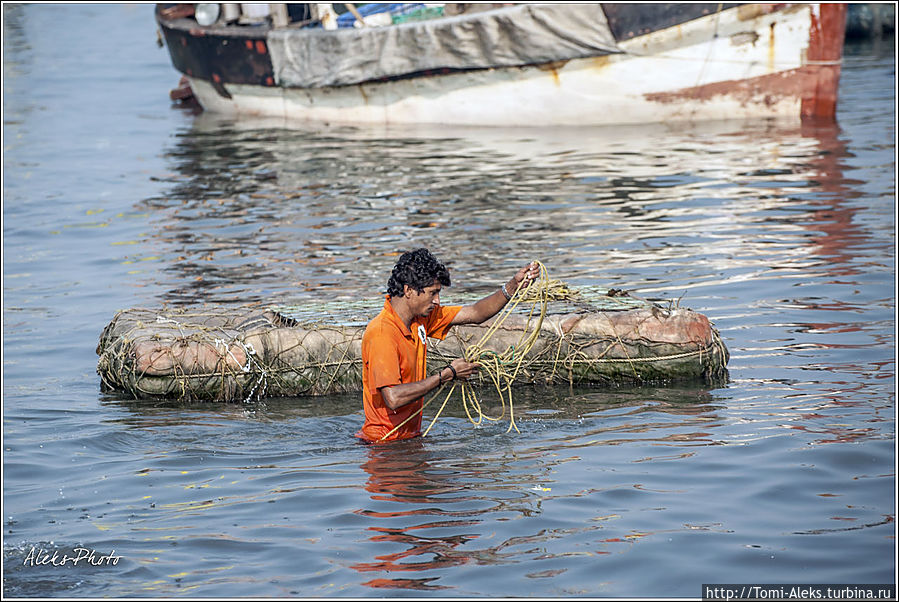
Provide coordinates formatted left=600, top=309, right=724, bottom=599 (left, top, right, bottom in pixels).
left=407, top=281, right=442, bottom=319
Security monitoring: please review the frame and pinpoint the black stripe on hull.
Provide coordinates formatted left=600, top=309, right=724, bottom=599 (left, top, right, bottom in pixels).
left=600, top=3, right=742, bottom=41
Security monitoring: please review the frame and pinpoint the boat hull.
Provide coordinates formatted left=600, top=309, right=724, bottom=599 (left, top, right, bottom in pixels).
left=157, top=3, right=846, bottom=126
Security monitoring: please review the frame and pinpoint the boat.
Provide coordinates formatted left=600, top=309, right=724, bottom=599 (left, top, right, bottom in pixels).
left=154, top=3, right=847, bottom=127
left=96, top=299, right=729, bottom=402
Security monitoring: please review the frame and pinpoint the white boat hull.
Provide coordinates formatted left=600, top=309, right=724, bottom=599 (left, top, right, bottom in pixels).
left=167, top=4, right=845, bottom=127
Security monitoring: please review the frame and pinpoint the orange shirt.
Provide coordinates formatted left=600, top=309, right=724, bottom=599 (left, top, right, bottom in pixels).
left=357, top=296, right=461, bottom=442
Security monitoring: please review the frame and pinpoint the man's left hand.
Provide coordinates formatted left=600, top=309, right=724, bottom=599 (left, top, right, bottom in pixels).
left=512, top=261, right=540, bottom=291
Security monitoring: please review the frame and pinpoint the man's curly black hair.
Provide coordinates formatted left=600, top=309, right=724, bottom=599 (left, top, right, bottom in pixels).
left=386, top=248, right=451, bottom=297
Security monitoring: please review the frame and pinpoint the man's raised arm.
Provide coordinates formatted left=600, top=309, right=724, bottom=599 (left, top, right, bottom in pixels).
left=452, top=261, right=539, bottom=326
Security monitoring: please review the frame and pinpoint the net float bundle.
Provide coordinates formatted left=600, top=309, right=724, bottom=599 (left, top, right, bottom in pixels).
left=96, top=288, right=729, bottom=403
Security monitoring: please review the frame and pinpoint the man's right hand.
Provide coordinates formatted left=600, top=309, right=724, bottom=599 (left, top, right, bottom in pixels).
left=448, top=358, right=479, bottom=381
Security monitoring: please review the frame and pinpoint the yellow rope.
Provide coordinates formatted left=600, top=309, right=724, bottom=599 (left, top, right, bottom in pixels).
left=379, top=261, right=557, bottom=441
left=376, top=382, right=452, bottom=441
left=450, top=261, right=555, bottom=434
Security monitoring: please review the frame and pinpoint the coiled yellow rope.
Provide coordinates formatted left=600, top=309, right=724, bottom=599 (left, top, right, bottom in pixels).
left=380, top=261, right=566, bottom=440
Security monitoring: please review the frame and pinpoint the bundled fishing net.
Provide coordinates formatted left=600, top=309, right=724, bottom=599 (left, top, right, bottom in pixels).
left=97, top=267, right=729, bottom=427
left=96, top=307, right=365, bottom=401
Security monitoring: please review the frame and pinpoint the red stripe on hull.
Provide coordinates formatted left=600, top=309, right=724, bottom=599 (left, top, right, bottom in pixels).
left=801, top=3, right=847, bottom=120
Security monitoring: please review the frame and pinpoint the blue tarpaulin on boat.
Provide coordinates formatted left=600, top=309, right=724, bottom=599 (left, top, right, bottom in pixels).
left=335, top=3, right=428, bottom=28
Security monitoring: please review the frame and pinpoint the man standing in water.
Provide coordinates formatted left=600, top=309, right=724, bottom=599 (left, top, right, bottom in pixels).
left=357, top=248, right=539, bottom=442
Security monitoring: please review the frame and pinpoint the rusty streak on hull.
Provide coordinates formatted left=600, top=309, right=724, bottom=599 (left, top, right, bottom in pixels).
left=645, top=65, right=816, bottom=110
left=645, top=4, right=847, bottom=121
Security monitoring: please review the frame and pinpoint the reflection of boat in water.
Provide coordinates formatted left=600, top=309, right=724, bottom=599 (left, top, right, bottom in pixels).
left=156, top=3, right=847, bottom=126
left=143, top=108, right=862, bottom=307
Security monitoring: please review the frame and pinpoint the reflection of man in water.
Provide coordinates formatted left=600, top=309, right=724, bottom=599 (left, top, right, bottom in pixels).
left=357, top=248, right=538, bottom=442
left=353, top=439, right=471, bottom=590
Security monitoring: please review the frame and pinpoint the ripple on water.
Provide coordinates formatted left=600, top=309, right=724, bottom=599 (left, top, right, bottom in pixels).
left=2, top=7, right=894, bottom=595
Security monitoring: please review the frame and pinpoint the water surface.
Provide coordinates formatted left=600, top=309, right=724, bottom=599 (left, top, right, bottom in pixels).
left=2, top=5, right=895, bottom=598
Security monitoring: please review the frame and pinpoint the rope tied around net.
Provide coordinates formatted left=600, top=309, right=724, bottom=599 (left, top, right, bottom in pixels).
left=97, top=282, right=728, bottom=405
left=379, top=261, right=565, bottom=440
